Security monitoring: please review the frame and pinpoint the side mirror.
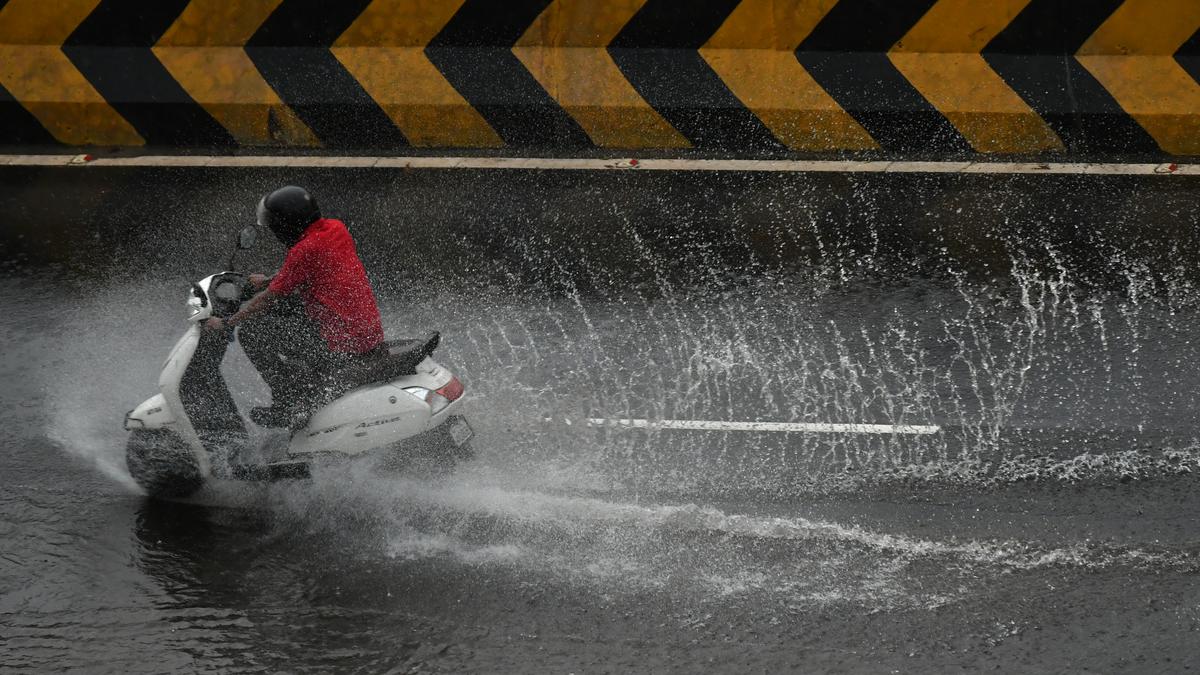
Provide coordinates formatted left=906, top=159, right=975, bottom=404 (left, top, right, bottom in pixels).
left=237, top=226, right=258, bottom=250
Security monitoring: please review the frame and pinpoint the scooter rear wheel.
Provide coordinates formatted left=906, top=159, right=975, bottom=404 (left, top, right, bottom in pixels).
left=125, top=429, right=204, bottom=499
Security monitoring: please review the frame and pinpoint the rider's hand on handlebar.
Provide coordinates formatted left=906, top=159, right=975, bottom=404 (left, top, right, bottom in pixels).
left=249, top=273, right=270, bottom=290
left=204, top=318, right=224, bottom=331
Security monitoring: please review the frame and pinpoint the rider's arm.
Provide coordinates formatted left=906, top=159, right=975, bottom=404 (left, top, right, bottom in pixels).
left=226, top=288, right=279, bottom=328
left=207, top=245, right=304, bottom=330
left=205, top=287, right=279, bottom=330
left=248, top=273, right=273, bottom=290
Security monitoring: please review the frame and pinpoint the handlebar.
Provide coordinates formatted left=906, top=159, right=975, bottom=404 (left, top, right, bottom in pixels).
left=208, top=272, right=253, bottom=318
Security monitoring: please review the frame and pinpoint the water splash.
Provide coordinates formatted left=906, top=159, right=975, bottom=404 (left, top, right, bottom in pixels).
left=396, top=238, right=1200, bottom=499
left=228, top=463, right=1199, bottom=611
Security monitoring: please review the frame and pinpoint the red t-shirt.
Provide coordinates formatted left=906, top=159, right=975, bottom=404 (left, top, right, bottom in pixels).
left=268, top=218, right=384, bottom=354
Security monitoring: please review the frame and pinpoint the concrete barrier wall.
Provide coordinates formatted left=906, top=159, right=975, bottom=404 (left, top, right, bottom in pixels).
left=0, top=0, right=1197, bottom=155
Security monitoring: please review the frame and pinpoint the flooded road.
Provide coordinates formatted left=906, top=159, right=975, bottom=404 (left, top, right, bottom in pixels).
left=3, top=164, right=1200, bottom=672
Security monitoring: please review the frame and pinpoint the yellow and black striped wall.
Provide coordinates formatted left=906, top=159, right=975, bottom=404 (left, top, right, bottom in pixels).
left=1, top=0, right=1197, bottom=155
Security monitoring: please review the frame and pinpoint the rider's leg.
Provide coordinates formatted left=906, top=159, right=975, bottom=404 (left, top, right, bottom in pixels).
left=296, top=350, right=357, bottom=413
left=236, top=296, right=325, bottom=410
left=292, top=345, right=391, bottom=418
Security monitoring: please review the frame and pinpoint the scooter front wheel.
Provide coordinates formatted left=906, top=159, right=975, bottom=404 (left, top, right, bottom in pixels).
left=125, top=429, right=204, bottom=499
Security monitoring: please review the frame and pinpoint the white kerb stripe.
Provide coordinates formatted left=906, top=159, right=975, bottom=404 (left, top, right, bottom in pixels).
left=585, top=418, right=940, bottom=435
left=0, top=154, right=1196, bottom=176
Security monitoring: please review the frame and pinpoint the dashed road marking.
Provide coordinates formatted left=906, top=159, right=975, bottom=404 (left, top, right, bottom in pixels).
left=565, top=418, right=941, bottom=435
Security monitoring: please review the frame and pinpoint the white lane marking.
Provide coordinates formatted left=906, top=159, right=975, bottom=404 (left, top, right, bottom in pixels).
left=570, top=418, right=940, bottom=435
left=1, top=154, right=1197, bottom=176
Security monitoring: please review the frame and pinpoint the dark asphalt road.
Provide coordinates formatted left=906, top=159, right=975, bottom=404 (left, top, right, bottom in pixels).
left=2, top=165, right=1200, bottom=672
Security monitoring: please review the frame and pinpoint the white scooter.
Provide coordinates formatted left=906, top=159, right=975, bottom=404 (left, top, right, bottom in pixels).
left=123, top=227, right=473, bottom=499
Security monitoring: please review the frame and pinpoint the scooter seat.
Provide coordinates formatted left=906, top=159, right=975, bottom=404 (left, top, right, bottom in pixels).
left=382, top=332, right=440, bottom=360
left=345, top=331, right=440, bottom=386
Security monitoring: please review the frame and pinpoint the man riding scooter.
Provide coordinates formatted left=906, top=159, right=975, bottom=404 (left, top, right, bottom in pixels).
left=204, top=186, right=385, bottom=427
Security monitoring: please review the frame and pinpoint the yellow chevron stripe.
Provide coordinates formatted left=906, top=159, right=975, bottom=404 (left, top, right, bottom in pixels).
left=0, top=0, right=143, bottom=145
left=700, top=0, right=876, bottom=151
left=1077, top=0, right=1200, bottom=155
left=332, top=0, right=502, bottom=147
left=890, top=0, right=1062, bottom=153
left=153, top=0, right=319, bottom=147
left=513, top=0, right=689, bottom=149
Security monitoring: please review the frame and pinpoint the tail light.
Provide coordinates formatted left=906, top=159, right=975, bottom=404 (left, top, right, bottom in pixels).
left=402, top=376, right=463, bottom=415
left=436, top=376, right=464, bottom=403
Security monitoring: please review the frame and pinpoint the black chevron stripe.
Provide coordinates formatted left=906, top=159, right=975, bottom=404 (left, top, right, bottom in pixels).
left=609, top=0, right=784, bottom=152
left=62, top=0, right=233, bottom=147
left=247, top=0, right=408, bottom=149
left=426, top=0, right=589, bottom=148
left=1178, top=28, right=1200, bottom=91
left=985, top=0, right=1157, bottom=155
left=797, top=0, right=969, bottom=154
left=0, top=81, right=54, bottom=145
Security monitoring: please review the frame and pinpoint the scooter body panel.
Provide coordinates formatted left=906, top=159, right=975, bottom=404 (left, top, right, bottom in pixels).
left=288, top=357, right=461, bottom=458
left=155, top=324, right=212, bottom=477
left=126, top=393, right=175, bottom=430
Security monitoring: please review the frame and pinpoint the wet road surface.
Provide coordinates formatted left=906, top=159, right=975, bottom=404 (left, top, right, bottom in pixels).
left=3, top=165, right=1200, bottom=672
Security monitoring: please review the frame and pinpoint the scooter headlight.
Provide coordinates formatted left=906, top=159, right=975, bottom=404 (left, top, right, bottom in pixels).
left=403, top=386, right=450, bottom=414
left=187, top=283, right=208, bottom=319
left=187, top=294, right=205, bottom=318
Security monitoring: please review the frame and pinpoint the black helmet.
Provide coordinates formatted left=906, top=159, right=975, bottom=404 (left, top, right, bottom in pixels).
left=257, top=186, right=320, bottom=247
